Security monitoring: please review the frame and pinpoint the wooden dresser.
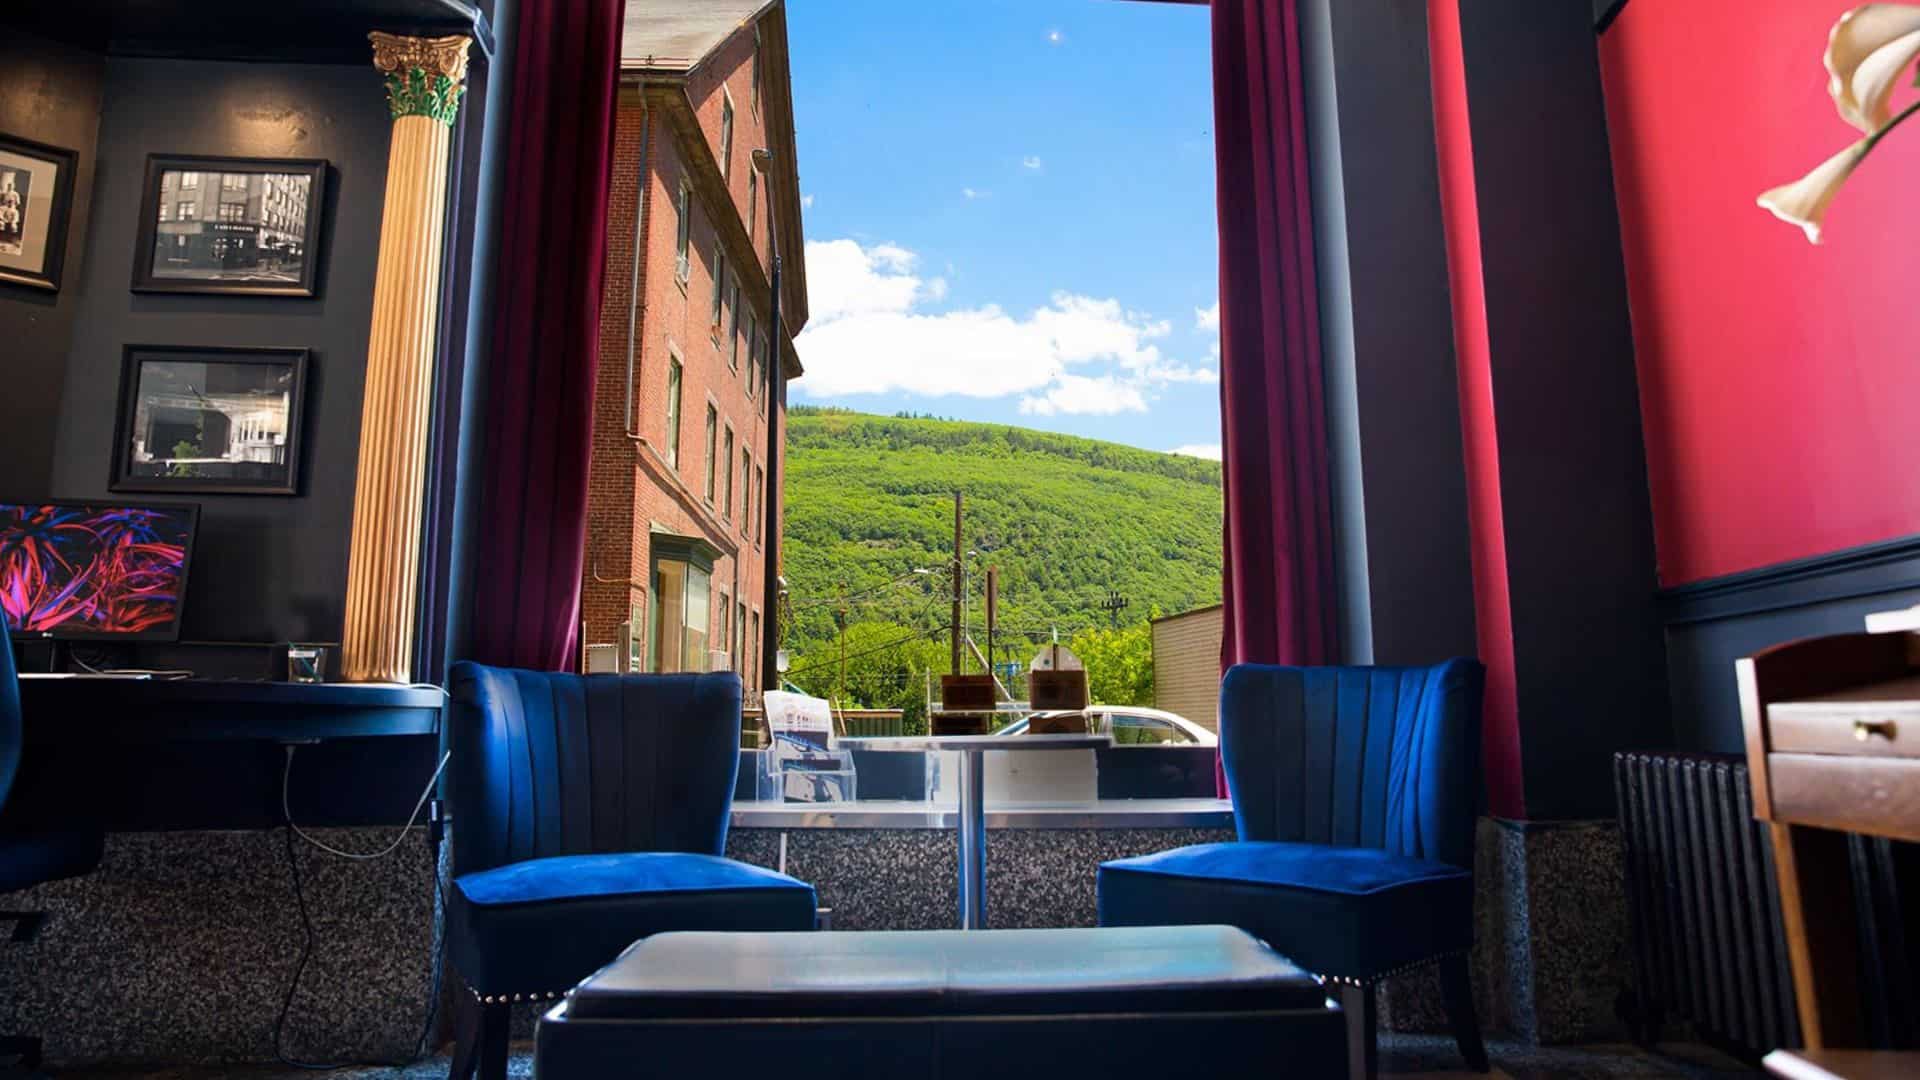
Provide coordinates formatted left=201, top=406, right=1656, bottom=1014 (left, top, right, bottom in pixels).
left=1738, top=631, right=1920, bottom=1051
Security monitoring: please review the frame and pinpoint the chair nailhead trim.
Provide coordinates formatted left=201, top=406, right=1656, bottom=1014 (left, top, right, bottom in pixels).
left=1312, top=949, right=1468, bottom=989
left=468, top=982, right=562, bottom=1006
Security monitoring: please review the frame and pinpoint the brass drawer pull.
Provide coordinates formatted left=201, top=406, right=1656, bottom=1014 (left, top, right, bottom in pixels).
left=1854, top=719, right=1898, bottom=742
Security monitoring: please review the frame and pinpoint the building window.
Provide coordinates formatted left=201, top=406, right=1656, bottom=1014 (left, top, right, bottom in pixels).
left=718, top=592, right=732, bottom=670
left=750, top=609, right=762, bottom=686
left=722, top=425, right=736, bottom=521
left=218, top=202, right=246, bottom=222
left=752, top=27, right=764, bottom=114
left=747, top=171, right=759, bottom=243
left=703, top=403, right=718, bottom=504
left=628, top=601, right=645, bottom=673
left=743, top=313, right=757, bottom=390
left=720, top=93, right=735, bottom=178
left=648, top=544, right=712, bottom=674
left=754, top=464, right=766, bottom=544
left=177, top=201, right=196, bottom=221
left=727, top=276, right=742, bottom=370
left=664, top=356, right=683, bottom=470
left=711, top=250, right=727, bottom=332
left=179, top=172, right=200, bottom=189
left=675, top=181, right=692, bottom=282
left=736, top=599, right=748, bottom=674
left=740, top=452, right=753, bottom=537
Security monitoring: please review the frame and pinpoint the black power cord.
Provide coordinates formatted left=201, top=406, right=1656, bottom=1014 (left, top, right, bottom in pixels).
left=274, top=745, right=451, bottom=1071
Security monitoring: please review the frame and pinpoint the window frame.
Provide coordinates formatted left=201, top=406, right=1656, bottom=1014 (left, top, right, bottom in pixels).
left=674, top=180, right=693, bottom=284
left=703, top=401, right=719, bottom=505
left=663, top=351, right=684, bottom=471
left=727, top=275, right=743, bottom=371
left=711, top=249, right=727, bottom=336
left=719, top=90, right=736, bottom=180
left=722, top=423, right=736, bottom=521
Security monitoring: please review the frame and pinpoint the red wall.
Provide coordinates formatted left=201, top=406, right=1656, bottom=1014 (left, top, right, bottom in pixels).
left=1601, top=0, right=1920, bottom=586
left=1429, top=0, right=1524, bottom=819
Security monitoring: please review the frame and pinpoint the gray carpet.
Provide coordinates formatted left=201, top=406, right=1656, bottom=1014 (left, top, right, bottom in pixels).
left=52, top=1035, right=1756, bottom=1079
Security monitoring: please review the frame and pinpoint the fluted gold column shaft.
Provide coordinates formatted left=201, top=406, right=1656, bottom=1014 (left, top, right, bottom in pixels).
left=342, top=34, right=471, bottom=683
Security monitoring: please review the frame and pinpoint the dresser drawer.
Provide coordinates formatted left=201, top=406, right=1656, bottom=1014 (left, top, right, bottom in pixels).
left=1767, top=753, right=1920, bottom=842
left=1768, top=701, right=1919, bottom=758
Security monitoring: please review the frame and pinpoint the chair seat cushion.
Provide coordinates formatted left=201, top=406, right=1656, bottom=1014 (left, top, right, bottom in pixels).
left=0, top=830, right=104, bottom=895
left=1098, top=841, right=1472, bottom=981
left=449, top=852, right=817, bottom=996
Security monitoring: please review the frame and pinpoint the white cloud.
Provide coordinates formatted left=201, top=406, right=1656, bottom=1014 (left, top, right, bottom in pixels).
left=1169, top=444, right=1223, bottom=461
left=1046, top=29, right=1064, bottom=45
left=1022, top=156, right=1044, bottom=171
left=1019, top=374, right=1147, bottom=416
left=1195, top=301, right=1220, bottom=332
left=795, top=238, right=1218, bottom=414
left=801, top=194, right=814, bottom=209
left=962, top=187, right=989, bottom=200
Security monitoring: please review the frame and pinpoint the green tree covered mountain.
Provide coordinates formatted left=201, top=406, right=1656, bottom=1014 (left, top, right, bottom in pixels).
left=779, top=407, right=1222, bottom=716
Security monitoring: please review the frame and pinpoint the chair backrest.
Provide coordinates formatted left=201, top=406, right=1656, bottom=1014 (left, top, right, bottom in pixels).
left=446, top=662, right=744, bottom=878
left=1219, top=659, right=1484, bottom=869
left=0, top=609, right=19, bottom=814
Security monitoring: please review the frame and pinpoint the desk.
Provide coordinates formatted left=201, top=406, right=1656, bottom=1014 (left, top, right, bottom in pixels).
left=841, top=734, right=1111, bottom=929
left=19, top=678, right=443, bottom=743
left=1737, top=632, right=1920, bottom=1050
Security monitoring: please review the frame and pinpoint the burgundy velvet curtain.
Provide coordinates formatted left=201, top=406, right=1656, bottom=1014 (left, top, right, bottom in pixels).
left=1212, top=0, right=1339, bottom=791
left=465, top=0, right=623, bottom=672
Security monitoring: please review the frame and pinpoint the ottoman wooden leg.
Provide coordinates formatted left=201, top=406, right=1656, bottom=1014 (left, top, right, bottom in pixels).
left=1339, top=981, right=1377, bottom=1080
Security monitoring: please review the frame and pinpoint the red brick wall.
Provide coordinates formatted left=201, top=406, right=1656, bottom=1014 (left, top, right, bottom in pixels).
left=584, top=28, right=787, bottom=698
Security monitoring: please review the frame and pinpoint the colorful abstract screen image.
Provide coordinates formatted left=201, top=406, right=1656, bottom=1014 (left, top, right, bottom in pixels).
left=0, top=502, right=196, bottom=640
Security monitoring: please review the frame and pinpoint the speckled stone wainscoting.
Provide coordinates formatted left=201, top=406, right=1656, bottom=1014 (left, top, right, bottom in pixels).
left=0, top=828, right=441, bottom=1067
left=1380, top=817, right=1633, bottom=1045
left=724, top=825, right=1235, bottom=930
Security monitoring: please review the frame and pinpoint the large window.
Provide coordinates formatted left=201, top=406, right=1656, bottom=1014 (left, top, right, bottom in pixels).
left=674, top=181, right=692, bottom=281
left=711, top=250, right=727, bottom=332
left=718, top=592, right=732, bottom=668
left=736, top=599, right=748, bottom=674
left=664, top=356, right=683, bottom=469
left=649, top=543, right=712, bottom=673
left=754, top=464, right=765, bottom=544
left=722, top=425, right=736, bottom=521
left=740, top=451, right=753, bottom=538
left=703, top=403, right=718, bottom=504
left=720, top=92, right=735, bottom=178
left=727, top=276, right=742, bottom=370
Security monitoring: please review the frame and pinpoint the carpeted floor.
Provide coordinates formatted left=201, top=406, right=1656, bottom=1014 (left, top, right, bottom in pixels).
left=52, top=1035, right=1757, bottom=1079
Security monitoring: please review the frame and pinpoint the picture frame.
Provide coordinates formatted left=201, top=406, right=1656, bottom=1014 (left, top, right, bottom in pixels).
left=130, top=154, right=328, bottom=297
left=110, top=345, right=311, bottom=496
left=0, top=132, right=79, bottom=292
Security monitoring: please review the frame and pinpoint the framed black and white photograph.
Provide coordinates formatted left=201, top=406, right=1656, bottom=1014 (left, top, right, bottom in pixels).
left=131, top=155, right=327, bottom=297
left=111, top=345, right=310, bottom=495
left=0, top=133, right=79, bottom=292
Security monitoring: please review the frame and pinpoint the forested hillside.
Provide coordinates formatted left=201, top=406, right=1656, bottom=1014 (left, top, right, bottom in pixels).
left=780, top=407, right=1222, bottom=716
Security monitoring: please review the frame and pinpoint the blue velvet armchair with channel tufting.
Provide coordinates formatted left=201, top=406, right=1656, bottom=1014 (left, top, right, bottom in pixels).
left=1098, top=659, right=1488, bottom=1079
left=443, top=663, right=817, bottom=1080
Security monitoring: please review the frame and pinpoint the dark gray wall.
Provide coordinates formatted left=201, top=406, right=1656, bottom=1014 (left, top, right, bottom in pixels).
left=52, top=56, right=389, bottom=645
left=1457, top=1, right=1667, bottom=819
left=1305, top=0, right=1477, bottom=669
left=0, top=33, right=103, bottom=498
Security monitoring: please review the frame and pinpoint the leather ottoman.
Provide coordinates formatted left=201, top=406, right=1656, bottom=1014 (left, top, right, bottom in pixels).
left=535, top=924, right=1346, bottom=1078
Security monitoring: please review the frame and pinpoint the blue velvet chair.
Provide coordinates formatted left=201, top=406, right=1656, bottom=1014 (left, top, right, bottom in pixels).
left=1, top=613, right=105, bottom=1074
left=444, top=663, right=817, bottom=1080
left=1098, top=660, right=1487, bottom=1079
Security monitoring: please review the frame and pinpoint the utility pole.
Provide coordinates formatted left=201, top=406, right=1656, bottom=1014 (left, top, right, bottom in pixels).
left=1102, top=589, right=1129, bottom=628
left=950, top=490, right=964, bottom=675
left=835, top=592, right=849, bottom=705
left=985, top=564, right=998, bottom=694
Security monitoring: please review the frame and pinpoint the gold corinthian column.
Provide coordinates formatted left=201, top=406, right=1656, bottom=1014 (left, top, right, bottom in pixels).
left=341, top=33, right=471, bottom=683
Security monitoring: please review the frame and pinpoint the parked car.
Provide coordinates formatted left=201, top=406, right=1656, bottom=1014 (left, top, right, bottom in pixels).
left=994, top=706, right=1217, bottom=746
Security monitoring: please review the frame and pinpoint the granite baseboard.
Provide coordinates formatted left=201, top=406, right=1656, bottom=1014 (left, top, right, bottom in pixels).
left=0, top=828, right=440, bottom=1067
left=1380, top=817, right=1632, bottom=1045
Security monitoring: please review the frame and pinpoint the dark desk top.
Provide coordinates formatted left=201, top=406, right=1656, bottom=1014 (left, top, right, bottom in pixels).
left=19, top=677, right=443, bottom=743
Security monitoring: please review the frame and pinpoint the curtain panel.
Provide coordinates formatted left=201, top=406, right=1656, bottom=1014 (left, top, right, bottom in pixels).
left=466, top=0, right=623, bottom=672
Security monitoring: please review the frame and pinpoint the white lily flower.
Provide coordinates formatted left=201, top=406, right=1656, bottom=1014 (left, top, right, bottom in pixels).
left=1758, top=139, right=1870, bottom=243
left=1827, top=3, right=1920, bottom=132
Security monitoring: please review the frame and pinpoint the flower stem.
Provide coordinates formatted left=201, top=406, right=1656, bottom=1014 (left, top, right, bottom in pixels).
left=1860, top=96, right=1920, bottom=164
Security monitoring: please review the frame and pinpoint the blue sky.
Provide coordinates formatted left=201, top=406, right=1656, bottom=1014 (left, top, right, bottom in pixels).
left=786, top=0, right=1222, bottom=459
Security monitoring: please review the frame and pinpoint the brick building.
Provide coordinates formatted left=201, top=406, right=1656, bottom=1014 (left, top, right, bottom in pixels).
left=583, top=0, right=809, bottom=700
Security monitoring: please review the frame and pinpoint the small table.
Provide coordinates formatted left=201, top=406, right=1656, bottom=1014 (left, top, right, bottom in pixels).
left=840, top=733, right=1111, bottom=929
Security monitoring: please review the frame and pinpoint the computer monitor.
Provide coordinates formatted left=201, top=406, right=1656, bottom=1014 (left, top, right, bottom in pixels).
left=0, top=500, right=199, bottom=642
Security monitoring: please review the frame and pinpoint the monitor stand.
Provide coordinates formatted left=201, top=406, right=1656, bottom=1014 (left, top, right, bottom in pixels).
left=46, top=639, right=72, bottom=674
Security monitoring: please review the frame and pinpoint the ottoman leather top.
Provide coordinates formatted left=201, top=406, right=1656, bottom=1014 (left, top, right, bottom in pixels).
left=566, top=924, right=1324, bottom=1020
